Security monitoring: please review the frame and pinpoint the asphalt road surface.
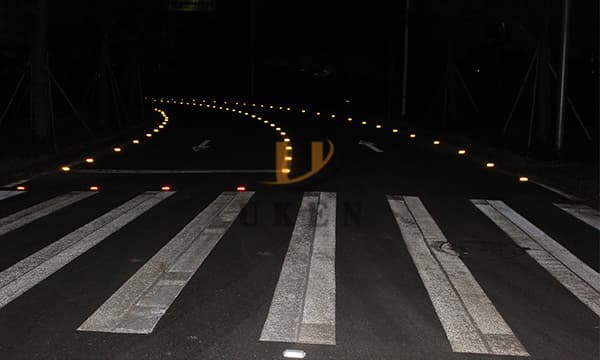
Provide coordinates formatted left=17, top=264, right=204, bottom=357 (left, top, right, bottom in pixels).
left=0, top=98, right=598, bottom=360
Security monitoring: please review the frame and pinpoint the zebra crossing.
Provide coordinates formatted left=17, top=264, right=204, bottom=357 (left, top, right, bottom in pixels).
left=0, top=189, right=598, bottom=356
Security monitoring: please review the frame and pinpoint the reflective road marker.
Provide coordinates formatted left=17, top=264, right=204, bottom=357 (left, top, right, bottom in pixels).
left=0, top=191, right=173, bottom=310
left=0, top=191, right=97, bottom=237
left=388, top=196, right=528, bottom=356
left=472, top=199, right=600, bottom=316
left=554, top=203, right=600, bottom=231
left=0, top=190, right=25, bottom=202
left=260, top=192, right=336, bottom=345
left=79, top=191, right=254, bottom=334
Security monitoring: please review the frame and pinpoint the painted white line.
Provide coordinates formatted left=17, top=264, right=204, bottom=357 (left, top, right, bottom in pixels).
left=0, top=191, right=24, bottom=201
left=388, top=196, right=528, bottom=356
left=529, top=180, right=580, bottom=201
left=358, top=140, right=383, bottom=153
left=78, top=191, right=254, bottom=334
left=72, top=169, right=276, bottom=174
left=472, top=199, right=600, bottom=316
left=554, top=203, right=600, bottom=231
left=0, top=191, right=173, bottom=310
left=0, top=191, right=97, bottom=237
left=260, top=192, right=336, bottom=346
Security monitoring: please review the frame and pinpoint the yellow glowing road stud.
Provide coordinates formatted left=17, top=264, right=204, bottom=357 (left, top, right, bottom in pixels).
left=61, top=166, right=71, bottom=172
left=113, top=147, right=122, bottom=152
left=281, top=168, right=291, bottom=174
left=486, top=162, right=496, bottom=168
left=316, top=112, right=321, bottom=116
left=132, top=139, right=140, bottom=144
left=457, top=149, right=467, bottom=155
left=146, top=133, right=152, bottom=138
left=376, top=125, right=382, bottom=129
left=153, top=129, right=159, bottom=133
left=276, top=127, right=281, bottom=131
left=159, top=125, right=164, bottom=129
left=331, top=114, right=336, bottom=118
left=285, top=146, right=293, bottom=150
left=280, top=132, right=286, bottom=135
left=410, top=134, right=416, bottom=138
left=16, top=185, right=26, bottom=191
left=361, top=121, right=367, bottom=125
left=519, top=176, right=529, bottom=182
left=433, top=140, right=440, bottom=145
left=301, top=109, right=306, bottom=113
left=284, top=156, right=293, bottom=161
left=392, top=129, right=399, bottom=133
left=85, top=158, right=94, bottom=164
left=348, top=117, right=353, bottom=122
left=283, top=138, right=291, bottom=142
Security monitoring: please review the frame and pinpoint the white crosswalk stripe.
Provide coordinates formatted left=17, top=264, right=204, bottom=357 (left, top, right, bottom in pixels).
left=472, top=199, right=600, bottom=317
left=260, top=192, right=337, bottom=345
left=554, top=203, right=600, bottom=231
left=0, top=191, right=97, bottom=237
left=0, top=190, right=24, bottom=202
left=387, top=195, right=528, bottom=356
left=0, top=191, right=173, bottom=310
left=78, top=191, right=254, bottom=334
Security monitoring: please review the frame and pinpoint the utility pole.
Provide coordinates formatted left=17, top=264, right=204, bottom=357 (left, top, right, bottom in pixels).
left=30, top=0, right=51, bottom=144
left=400, top=0, right=409, bottom=121
left=556, top=0, right=571, bottom=155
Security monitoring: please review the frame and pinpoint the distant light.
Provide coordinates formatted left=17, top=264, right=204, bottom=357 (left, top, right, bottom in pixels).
left=242, top=102, right=246, bottom=106
left=161, top=185, right=172, bottom=191
left=159, top=125, right=164, bottom=129
left=61, top=166, right=71, bottom=172
left=132, top=139, right=140, bottom=144
left=280, top=132, right=286, bottom=135
left=345, top=99, right=350, bottom=103
left=269, top=105, right=274, bottom=109
left=236, top=185, right=247, bottom=192
left=219, top=106, right=223, bottom=110
left=476, top=68, right=480, bottom=73
left=486, top=162, right=496, bottom=168
left=257, top=117, right=262, bottom=120
left=260, top=104, right=265, bottom=108
left=519, top=176, right=529, bottom=182
left=392, top=129, right=399, bottom=133
left=433, top=140, right=440, bottom=145
left=281, top=168, right=291, bottom=174
left=146, top=133, right=152, bottom=138
left=270, top=124, right=276, bottom=127
left=316, top=112, right=321, bottom=116
left=331, top=114, right=336, bottom=118
left=89, top=185, right=100, bottom=191
left=279, top=106, right=283, bottom=110
left=286, top=107, right=291, bottom=111
left=376, top=124, right=382, bottom=129
left=252, top=103, right=256, bottom=107
left=16, top=185, right=26, bottom=191
left=284, top=156, right=293, bottom=161
left=361, top=121, right=367, bottom=125
left=113, top=147, right=122, bottom=152
left=410, top=134, right=416, bottom=138
left=244, top=112, right=249, bottom=115
left=283, top=138, right=291, bottom=142
left=264, top=120, right=269, bottom=124
left=276, top=127, right=281, bottom=131
left=153, top=129, right=159, bottom=133
left=301, top=109, right=306, bottom=113
left=285, top=146, right=293, bottom=150
left=347, top=117, right=352, bottom=122
left=251, top=114, right=256, bottom=118
left=457, top=149, right=467, bottom=155
left=85, top=158, right=95, bottom=164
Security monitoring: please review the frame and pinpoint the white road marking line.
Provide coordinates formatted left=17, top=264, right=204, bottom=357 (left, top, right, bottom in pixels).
left=72, top=169, right=276, bottom=174
left=528, top=180, right=580, bottom=201
left=260, top=192, right=336, bottom=346
left=472, top=199, right=600, bottom=316
left=0, top=191, right=24, bottom=201
left=0, top=191, right=97, bottom=237
left=554, top=203, right=600, bottom=231
left=78, top=191, right=254, bottom=334
left=0, top=191, right=173, bottom=310
left=388, top=196, right=528, bottom=356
